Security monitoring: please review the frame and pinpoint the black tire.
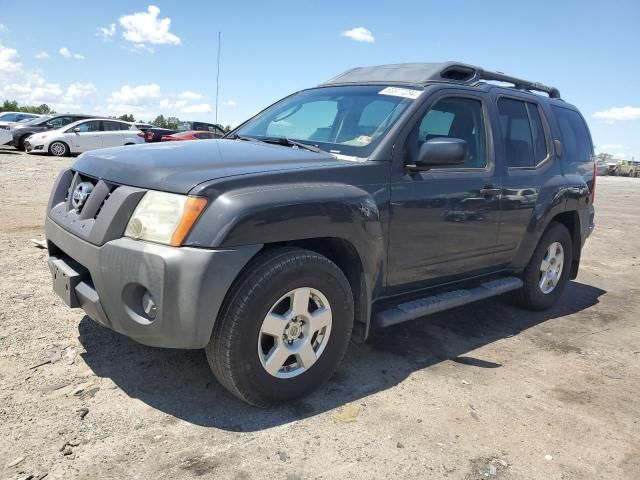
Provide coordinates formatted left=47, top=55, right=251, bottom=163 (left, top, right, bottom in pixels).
left=48, top=141, right=69, bottom=157
left=17, top=134, right=31, bottom=151
left=513, top=222, right=573, bottom=311
left=206, top=247, right=354, bottom=407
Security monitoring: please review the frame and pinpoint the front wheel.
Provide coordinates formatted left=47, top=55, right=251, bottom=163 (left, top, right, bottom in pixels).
left=513, top=222, right=573, bottom=311
left=49, top=141, right=69, bottom=157
left=206, top=248, right=354, bottom=407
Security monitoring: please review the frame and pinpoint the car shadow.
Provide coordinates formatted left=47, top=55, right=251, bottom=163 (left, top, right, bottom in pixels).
left=78, top=281, right=605, bottom=431
left=0, top=147, right=22, bottom=155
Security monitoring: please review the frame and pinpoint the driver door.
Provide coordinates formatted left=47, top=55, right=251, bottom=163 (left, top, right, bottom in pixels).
left=387, top=91, right=503, bottom=294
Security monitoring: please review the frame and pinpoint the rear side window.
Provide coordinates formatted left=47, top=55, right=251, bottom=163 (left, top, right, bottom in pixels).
left=498, top=98, right=548, bottom=167
left=551, top=106, right=593, bottom=162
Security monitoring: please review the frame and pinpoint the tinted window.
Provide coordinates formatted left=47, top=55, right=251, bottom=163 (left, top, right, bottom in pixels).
left=408, top=97, right=487, bottom=168
left=527, top=103, right=548, bottom=163
left=103, top=121, right=127, bottom=131
left=498, top=98, right=535, bottom=167
left=551, top=106, right=593, bottom=162
left=46, top=116, right=73, bottom=128
left=70, top=121, right=100, bottom=133
left=0, top=113, right=18, bottom=122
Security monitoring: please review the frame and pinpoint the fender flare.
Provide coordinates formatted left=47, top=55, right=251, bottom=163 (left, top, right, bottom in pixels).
left=186, top=182, right=385, bottom=298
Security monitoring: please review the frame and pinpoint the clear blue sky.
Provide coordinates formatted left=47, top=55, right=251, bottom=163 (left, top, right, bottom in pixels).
left=1, top=0, right=638, bottom=159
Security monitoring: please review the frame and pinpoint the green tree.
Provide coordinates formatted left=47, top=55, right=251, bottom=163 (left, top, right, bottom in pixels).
left=1, top=100, right=19, bottom=112
left=152, top=115, right=167, bottom=128
left=166, top=116, right=180, bottom=130
left=117, top=113, right=135, bottom=122
left=224, top=124, right=232, bottom=133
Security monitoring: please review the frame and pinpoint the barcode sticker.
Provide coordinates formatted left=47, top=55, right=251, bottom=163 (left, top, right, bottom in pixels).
left=378, top=87, right=422, bottom=99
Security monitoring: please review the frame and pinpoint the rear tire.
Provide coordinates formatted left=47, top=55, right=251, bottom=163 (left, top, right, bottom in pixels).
left=206, top=248, right=354, bottom=407
left=513, top=222, right=573, bottom=311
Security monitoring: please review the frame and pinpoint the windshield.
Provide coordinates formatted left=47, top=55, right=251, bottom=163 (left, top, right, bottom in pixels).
left=234, top=85, right=421, bottom=157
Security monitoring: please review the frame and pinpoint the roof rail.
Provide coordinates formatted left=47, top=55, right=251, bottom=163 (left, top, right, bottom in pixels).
left=321, top=62, right=561, bottom=99
left=475, top=68, right=561, bottom=99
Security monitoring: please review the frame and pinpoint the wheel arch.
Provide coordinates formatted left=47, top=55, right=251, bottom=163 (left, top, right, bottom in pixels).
left=550, top=210, right=582, bottom=279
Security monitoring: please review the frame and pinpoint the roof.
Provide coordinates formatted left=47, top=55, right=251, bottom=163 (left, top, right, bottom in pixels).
left=321, top=61, right=561, bottom=99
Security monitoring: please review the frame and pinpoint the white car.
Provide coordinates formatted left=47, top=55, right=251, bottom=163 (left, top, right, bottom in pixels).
left=24, top=118, right=145, bottom=156
left=0, top=112, right=42, bottom=145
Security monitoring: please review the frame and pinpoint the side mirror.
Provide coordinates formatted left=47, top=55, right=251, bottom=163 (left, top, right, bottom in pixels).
left=72, top=127, right=81, bottom=133
left=409, top=137, right=467, bottom=170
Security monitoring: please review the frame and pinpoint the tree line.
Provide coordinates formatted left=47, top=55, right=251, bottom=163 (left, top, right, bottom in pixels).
left=0, top=100, right=231, bottom=132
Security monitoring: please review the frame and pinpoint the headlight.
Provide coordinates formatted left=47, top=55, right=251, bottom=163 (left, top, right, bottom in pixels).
left=124, top=191, right=207, bottom=246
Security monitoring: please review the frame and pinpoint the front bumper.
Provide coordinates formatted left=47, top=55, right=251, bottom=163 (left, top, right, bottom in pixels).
left=24, top=140, right=46, bottom=153
left=46, top=216, right=261, bottom=349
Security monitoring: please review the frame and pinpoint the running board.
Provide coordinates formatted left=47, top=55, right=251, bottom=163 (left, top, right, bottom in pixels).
left=373, top=277, right=523, bottom=328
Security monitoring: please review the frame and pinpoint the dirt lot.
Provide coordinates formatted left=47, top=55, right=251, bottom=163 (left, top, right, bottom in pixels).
left=0, top=145, right=638, bottom=480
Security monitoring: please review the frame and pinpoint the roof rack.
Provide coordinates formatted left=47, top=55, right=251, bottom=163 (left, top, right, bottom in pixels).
left=474, top=68, right=561, bottom=99
left=321, top=62, right=561, bottom=99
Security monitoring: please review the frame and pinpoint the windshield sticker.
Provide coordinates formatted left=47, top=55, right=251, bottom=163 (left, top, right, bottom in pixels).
left=378, top=87, right=422, bottom=100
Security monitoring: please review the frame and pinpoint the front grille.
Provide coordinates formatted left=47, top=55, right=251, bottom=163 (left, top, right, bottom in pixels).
left=63, top=172, right=116, bottom=219
left=47, top=168, right=147, bottom=246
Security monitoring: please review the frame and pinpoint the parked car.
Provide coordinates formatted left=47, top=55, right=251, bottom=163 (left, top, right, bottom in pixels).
left=134, top=122, right=153, bottom=132
left=0, top=112, right=43, bottom=145
left=0, top=111, right=41, bottom=128
left=10, top=114, right=96, bottom=151
left=617, top=159, right=639, bottom=177
left=144, top=121, right=225, bottom=142
left=45, top=62, right=595, bottom=406
left=595, top=158, right=608, bottom=176
left=161, top=130, right=220, bottom=142
left=25, top=118, right=144, bottom=156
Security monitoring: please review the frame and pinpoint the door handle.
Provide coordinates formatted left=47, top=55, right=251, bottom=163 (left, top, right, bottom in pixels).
left=480, top=187, right=501, bottom=196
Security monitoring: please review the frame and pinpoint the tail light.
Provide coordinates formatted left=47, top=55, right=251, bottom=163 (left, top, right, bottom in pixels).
left=591, top=160, right=596, bottom=203
left=137, top=132, right=145, bottom=138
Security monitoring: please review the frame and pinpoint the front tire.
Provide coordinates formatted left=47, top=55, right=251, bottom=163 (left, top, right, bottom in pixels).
left=206, top=248, right=354, bottom=407
left=49, top=141, right=69, bottom=157
left=513, top=222, right=573, bottom=311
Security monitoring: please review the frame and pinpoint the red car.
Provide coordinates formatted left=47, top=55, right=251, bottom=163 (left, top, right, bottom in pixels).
left=160, top=130, right=221, bottom=142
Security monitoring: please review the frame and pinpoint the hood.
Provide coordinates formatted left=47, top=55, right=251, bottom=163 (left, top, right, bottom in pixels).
left=72, top=139, right=352, bottom=194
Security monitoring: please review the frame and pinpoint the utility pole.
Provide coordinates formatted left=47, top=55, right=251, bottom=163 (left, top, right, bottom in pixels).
left=215, top=31, right=221, bottom=125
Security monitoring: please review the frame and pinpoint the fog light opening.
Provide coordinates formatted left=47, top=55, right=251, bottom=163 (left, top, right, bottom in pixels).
left=141, top=290, right=157, bottom=319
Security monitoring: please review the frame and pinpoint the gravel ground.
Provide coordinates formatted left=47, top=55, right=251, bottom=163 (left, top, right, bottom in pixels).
left=0, top=145, right=638, bottom=480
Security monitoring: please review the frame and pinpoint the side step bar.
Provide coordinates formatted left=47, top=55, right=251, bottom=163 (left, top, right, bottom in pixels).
left=373, top=277, right=523, bottom=328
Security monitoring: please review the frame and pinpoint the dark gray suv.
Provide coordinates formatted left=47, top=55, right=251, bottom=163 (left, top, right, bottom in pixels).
left=45, top=62, right=595, bottom=406
left=11, top=114, right=95, bottom=151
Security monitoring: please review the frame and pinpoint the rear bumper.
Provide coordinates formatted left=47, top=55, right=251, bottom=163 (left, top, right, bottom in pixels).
left=46, top=217, right=261, bottom=348
left=0, top=129, right=12, bottom=146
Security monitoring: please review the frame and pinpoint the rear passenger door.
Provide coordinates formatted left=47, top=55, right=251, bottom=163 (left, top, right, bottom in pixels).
left=495, top=96, right=557, bottom=264
left=101, top=121, right=126, bottom=147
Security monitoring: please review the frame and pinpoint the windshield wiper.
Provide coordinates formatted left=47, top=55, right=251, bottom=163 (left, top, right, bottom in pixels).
left=228, top=134, right=322, bottom=153
left=226, top=133, right=265, bottom=143
left=266, top=137, right=322, bottom=153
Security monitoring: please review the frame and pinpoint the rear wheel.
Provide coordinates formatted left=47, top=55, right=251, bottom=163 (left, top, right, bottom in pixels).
left=206, top=248, right=354, bottom=407
left=513, top=222, right=573, bottom=311
left=49, top=141, right=69, bottom=157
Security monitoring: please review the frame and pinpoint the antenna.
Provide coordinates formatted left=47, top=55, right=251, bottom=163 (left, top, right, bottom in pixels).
left=215, top=31, right=221, bottom=125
